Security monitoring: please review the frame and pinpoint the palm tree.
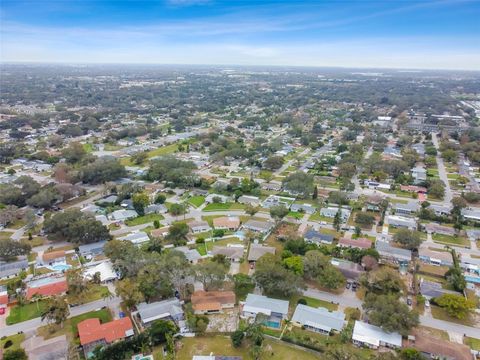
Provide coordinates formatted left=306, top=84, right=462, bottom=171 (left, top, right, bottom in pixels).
left=41, top=296, right=70, bottom=328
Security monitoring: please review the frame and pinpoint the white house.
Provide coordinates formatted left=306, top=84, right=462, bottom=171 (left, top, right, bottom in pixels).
left=291, top=304, right=345, bottom=334
left=118, top=231, right=150, bottom=245
left=241, top=294, right=289, bottom=329
left=352, top=321, right=402, bottom=349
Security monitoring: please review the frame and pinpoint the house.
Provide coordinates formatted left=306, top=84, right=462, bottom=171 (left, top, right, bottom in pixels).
left=213, top=216, right=240, bottom=230
left=134, top=298, right=184, bottom=326
left=176, top=246, right=202, bottom=264
left=40, top=250, right=66, bottom=267
left=418, top=248, right=453, bottom=267
left=290, top=203, right=316, bottom=214
left=212, top=245, right=244, bottom=262
left=23, top=334, right=69, bottom=360
left=320, top=207, right=350, bottom=222
left=387, top=215, right=416, bottom=229
left=261, top=182, right=281, bottom=191
left=243, top=219, right=274, bottom=233
left=419, top=280, right=457, bottom=300
left=365, top=180, right=391, bottom=190
left=120, top=199, right=134, bottom=209
left=96, top=195, right=118, bottom=206
left=144, top=204, right=168, bottom=214
left=150, top=226, right=170, bottom=238
left=462, top=208, right=480, bottom=222
left=0, top=258, right=29, bottom=279
left=247, top=244, right=276, bottom=262
left=393, top=201, right=419, bottom=216
left=352, top=321, right=402, bottom=349
left=118, top=231, right=150, bottom=245
left=262, top=195, right=294, bottom=209
left=110, top=209, right=138, bottom=222
left=188, top=221, right=211, bottom=234
left=429, top=204, right=451, bottom=217
left=193, top=356, right=242, bottom=360
left=205, top=194, right=230, bottom=204
left=331, top=258, right=365, bottom=280
left=83, top=261, right=117, bottom=283
left=78, top=241, right=107, bottom=259
left=241, top=294, right=289, bottom=329
left=338, top=237, right=371, bottom=250
left=365, top=195, right=384, bottom=212
left=404, top=329, right=473, bottom=360
left=0, top=285, right=8, bottom=305
left=78, top=317, right=134, bottom=358
left=424, top=223, right=456, bottom=236
left=26, top=276, right=68, bottom=300
left=291, top=304, right=345, bottom=334
left=304, top=228, right=334, bottom=245
left=400, top=185, right=427, bottom=194
left=237, top=195, right=261, bottom=206
left=375, top=240, right=411, bottom=264
left=191, top=290, right=236, bottom=314
left=411, top=166, right=427, bottom=184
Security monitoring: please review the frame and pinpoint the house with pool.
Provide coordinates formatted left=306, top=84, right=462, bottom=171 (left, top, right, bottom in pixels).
left=241, top=294, right=289, bottom=329
left=25, top=276, right=68, bottom=300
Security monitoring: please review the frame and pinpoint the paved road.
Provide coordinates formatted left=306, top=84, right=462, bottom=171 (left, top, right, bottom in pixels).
left=432, top=133, right=453, bottom=206
left=0, top=297, right=121, bottom=337
left=419, top=315, right=480, bottom=338
left=303, top=287, right=362, bottom=309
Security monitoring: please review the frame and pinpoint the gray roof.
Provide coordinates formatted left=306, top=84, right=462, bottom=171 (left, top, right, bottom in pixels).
left=0, top=258, right=29, bottom=278
left=304, top=229, right=334, bottom=243
left=78, top=241, right=107, bottom=255
left=136, top=298, right=183, bottom=324
left=212, top=246, right=244, bottom=260
left=176, top=246, right=202, bottom=262
left=420, top=280, right=457, bottom=299
left=394, top=201, right=419, bottom=212
left=248, top=244, right=275, bottom=261
left=292, top=304, right=345, bottom=332
left=243, top=220, right=274, bottom=232
left=244, top=294, right=289, bottom=316
left=375, top=240, right=412, bottom=261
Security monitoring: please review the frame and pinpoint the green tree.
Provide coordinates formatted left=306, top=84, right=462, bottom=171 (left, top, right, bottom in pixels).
left=333, top=209, right=342, bottom=231
left=231, top=329, right=245, bottom=348
left=269, top=205, right=289, bottom=223
left=363, top=293, right=419, bottom=335
left=0, top=238, right=31, bottom=261
left=317, top=265, right=345, bottom=289
left=155, top=193, right=167, bottom=204
left=355, top=212, right=376, bottom=227
left=393, top=229, right=423, bottom=250
left=282, top=255, right=304, bottom=275
left=233, top=273, right=255, bottom=299
left=166, top=222, right=189, bottom=246
left=194, top=260, right=228, bottom=291
left=434, top=293, right=475, bottom=319
left=282, top=172, right=314, bottom=198
left=41, top=296, right=70, bottom=327
left=4, top=349, right=28, bottom=360
left=149, top=319, right=178, bottom=345
left=132, top=192, right=149, bottom=216
left=169, top=203, right=186, bottom=216
left=116, top=278, right=145, bottom=309
left=400, top=348, right=427, bottom=360
left=245, top=203, right=260, bottom=216
left=361, top=267, right=405, bottom=295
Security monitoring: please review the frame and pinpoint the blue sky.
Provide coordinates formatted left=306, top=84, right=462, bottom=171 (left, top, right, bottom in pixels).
left=1, top=0, right=480, bottom=69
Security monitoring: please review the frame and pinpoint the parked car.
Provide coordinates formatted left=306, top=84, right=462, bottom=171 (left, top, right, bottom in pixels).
left=0, top=307, right=5, bottom=315
left=407, top=298, right=412, bottom=306
left=346, top=282, right=351, bottom=289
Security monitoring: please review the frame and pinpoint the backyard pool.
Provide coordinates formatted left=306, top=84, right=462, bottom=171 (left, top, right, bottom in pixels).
left=48, top=263, right=72, bottom=272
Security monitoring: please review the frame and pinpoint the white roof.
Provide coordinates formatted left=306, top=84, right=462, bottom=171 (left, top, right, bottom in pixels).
left=118, top=231, right=150, bottom=244
left=352, top=321, right=402, bottom=348
left=83, top=261, right=117, bottom=282
left=244, top=294, right=288, bottom=316
left=292, top=304, right=345, bottom=332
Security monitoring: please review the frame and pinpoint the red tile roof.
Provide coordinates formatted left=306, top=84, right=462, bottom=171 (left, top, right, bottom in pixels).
left=26, top=279, right=68, bottom=300
left=338, top=237, right=372, bottom=249
left=0, top=294, right=8, bottom=305
left=191, top=290, right=236, bottom=312
left=42, top=250, right=66, bottom=262
left=77, top=317, right=133, bottom=346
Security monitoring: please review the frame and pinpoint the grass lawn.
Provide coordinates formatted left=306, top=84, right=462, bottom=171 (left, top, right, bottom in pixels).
left=292, top=295, right=339, bottom=311
left=7, top=300, right=49, bottom=325
left=176, top=336, right=322, bottom=360
left=38, top=308, right=112, bottom=344
left=465, top=336, right=480, bottom=351
left=418, top=264, right=449, bottom=278
left=287, top=211, right=304, bottom=220
left=430, top=305, right=474, bottom=326
left=203, top=202, right=245, bottom=211
left=308, top=212, right=333, bottom=223
left=432, top=233, right=470, bottom=247
left=82, top=143, right=94, bottom=153
left=416, top=326, right=450, bottom=341
left=187, top=196, right=205, bottom=208
left=201, top=215, right=222, bottom=226
left=67, top=285, right=111, bottom=305
left=125, top=213, right=164, bottom=226
left=0, top=333, right=25, bottom=352
left=8, top=218, right=27, bottom=229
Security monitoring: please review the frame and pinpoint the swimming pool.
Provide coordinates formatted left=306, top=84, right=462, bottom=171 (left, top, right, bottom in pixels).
left=234, top=230, right=245, bottom=239
left=48, top=263, right=72, bottom=272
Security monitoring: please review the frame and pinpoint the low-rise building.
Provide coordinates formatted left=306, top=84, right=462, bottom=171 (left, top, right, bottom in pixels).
left=387, top=215, right=416, bottom=229
left=462, top=208, right=480, bottom=222
left=0, top=258, right=29, bottom=279
left=110, top=209, right=138, bottom=222
left=320, top=207, right=350, bottom=221
left=304, top=228, right=334, bottom=245
left=338, top=237, right=371, bottom=250
left=247, top=244, right=275, bottom=262
left=424, top=223, right=456, bottom=236
left=291, top=304, right=345, bottom=334
left=191, top=290, right=236, bottom=314
left=393, top=201, right=419, bottom=216
left=375, top=240, right=411, bottom=264
left=419, top=280, right=457, bottom=300
left=78, top=317, right=134, bottom=358
left=188, top=220, right=211, bottom=234
left=290, top=203, right=316, bottom=214
left=118, top=231, right=150, bottom=245
left=237, top=195, right=261, bottom=206
left=83, top=261, right=117, bottom=283
left=78, top=241, right=107, bottom=259
left=411, top=166, right=427, bottom=184
left=213, top=216, right=240, bottom=230
left=241, top=294, right=289, bottom=329
left=243, top=219, right=274, bottom=233
left=134, top=298, right=184, bottom=326
left=331, top=258, right=365, bottom=280
left=352, top=321, right=402, bottom=349
left=212, top=245, right=244, bottom=262
left=418, top=248, right=453, bottom=267
left=40, top=250, right=66, bottom=267
left=26, top=276, right=68, bottom=300
left=0, top=285, right=8, bottom=305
